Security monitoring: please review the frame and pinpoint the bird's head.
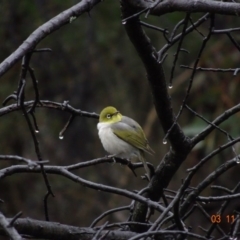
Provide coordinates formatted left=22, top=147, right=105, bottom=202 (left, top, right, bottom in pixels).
left=99, top=106, right=122, bottom=123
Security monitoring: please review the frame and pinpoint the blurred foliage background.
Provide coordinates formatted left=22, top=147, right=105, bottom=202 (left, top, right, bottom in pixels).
left=0, top=0, right=240, bottom=232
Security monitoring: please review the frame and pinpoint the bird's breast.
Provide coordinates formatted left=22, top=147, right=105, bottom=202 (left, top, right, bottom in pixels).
left=97, top=122, right=137, bottom=158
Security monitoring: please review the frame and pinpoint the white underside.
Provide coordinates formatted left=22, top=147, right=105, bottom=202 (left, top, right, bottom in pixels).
left=97, top=122, right=138, bottom=159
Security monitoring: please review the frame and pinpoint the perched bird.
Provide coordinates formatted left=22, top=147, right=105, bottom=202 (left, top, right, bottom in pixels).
left=97, top=106, right=154, bottom=180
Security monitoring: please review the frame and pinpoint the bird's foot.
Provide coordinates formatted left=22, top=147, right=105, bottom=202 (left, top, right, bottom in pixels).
left=105, top=154, right=117, bottom=164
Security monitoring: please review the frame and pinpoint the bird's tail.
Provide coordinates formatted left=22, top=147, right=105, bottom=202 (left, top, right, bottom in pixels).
left=139, top=150, right=151, bottom=181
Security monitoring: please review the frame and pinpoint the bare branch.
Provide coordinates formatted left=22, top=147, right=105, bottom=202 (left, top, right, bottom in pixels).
left=197, top=193, right=240, bottom=202
left=231, top=215, right=240, bottom=239
left=0, top=163, right=169, bottom=214
left=126, top=0, right=240, bottom=16
left=0, top=212, right=22, bottom=240
left=0, top=100, right=99, bottom=119
left=206, top=182, right=240, bottom=238
left=192, top=103, right=240, bottom=145
left=0, top=155, right=48, bottom=166
left=0, top=0, right=101, bottom=77
left=128, top=229, right=208, bottom=240
left=92, top=221, right=109, bottom=240
left=181, top=65, right=240, bottom=74
left=5, top=217, right=136, bottom=240
left=195, top=203, right=226, bottom=237
left=121, top=1, right=190, bottom=152
left=90, top=205, right=131, bottom=228
left=17, top=53, right=54, bottom=221
left=163, top=14, right=215, bottom=143
left=180, top=157, right=238, bottom=215
left=169, top=13, right=190, bottom=87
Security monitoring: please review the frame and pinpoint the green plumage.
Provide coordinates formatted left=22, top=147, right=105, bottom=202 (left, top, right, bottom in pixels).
left=111, top=116, right=154, bottom=155
left=98, top=106, right=154, bottom=180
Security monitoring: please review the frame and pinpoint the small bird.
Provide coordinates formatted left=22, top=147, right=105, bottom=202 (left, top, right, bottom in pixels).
left=97, top=106, right=154, bottom=180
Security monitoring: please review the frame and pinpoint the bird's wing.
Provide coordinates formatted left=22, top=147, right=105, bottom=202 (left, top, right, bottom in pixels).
left=111, top=116, right=154, bottom=155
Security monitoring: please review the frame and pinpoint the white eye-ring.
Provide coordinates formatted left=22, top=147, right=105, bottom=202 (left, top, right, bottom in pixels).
left=106, top=114, right=111, bottom=119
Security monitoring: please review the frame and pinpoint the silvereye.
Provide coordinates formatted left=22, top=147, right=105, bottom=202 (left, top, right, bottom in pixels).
left=97, top=106, right=154, bottom=180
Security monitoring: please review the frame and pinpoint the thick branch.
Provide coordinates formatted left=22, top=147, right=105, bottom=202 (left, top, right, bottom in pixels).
left=0, top=0, right=101, bottom=78
left=1, top=218, right=136, bottom=240
left=126, top=0, right=240, bottom=16
left=121, top=1, right=192, bottom=231
left=0, top=213, right=21, bottom=240
left=121, top=1, right=191, bottom=152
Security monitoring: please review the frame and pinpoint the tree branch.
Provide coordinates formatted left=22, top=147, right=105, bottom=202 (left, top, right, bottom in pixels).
left=180, top=157, right=238, bottom=216
left=2, top=218, right=136, bottom=240
left=0, top=0, right=101, bottom=78
left=192, top=103, right=240, bottom=145
left=120, top=0, right=192, bottom=231
left=0, top=100, right=99, bottom=119
left=0, top=163, right=169, bottom=214
left=120, top=2, right=191, bottom=152
left=126, top=0, right=240, bottom=16
left=0, top=212, right=21, bottom=240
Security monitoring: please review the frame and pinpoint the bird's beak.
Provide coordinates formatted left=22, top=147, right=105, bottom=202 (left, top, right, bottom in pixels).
left=113, top=111, right=120, bottom=116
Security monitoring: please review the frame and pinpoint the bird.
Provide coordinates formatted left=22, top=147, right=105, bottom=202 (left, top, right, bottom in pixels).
left=97, top=106, right=154, bottom=180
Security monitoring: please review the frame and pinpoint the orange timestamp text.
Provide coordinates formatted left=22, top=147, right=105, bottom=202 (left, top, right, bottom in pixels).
left=210, top=214, right=235, bottom=224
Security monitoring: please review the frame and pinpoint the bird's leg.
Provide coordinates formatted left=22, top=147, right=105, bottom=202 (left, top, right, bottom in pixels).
left=112, top=157, right=116, bottom=163
left=105, top=154, right=117, bottom=158
left=105, top=154, right=118, bottom=163
left=126, top=158, right=132, bottom=166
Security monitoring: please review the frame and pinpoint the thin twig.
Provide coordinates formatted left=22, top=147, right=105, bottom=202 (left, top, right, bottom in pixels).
left=169, top=13, right=190, bottom=87
left=0, top=164, right=169, bottom=214
left=8, top=212, right=22, bottom=227
left=18, top=53, right=54, bottom=221
left=163, top=14, right=215, bottom=143
left=181, top=65, right=239, bottom=73
left=140, top=21, right=168, bottom=33
left=59, top=114, right=75, bottom=139
left=180, top=157, right=238, bottom=216
left=0, top=212, right=22, bottom=240
left=92, top=221, right=108, bottom=240
left=206, top=182, right=240, bottom=238
left=90, top=205, right=130, bottom=228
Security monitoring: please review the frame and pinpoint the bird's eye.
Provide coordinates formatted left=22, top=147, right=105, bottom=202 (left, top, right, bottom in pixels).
left=106, top=114, right=111, bottom=119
